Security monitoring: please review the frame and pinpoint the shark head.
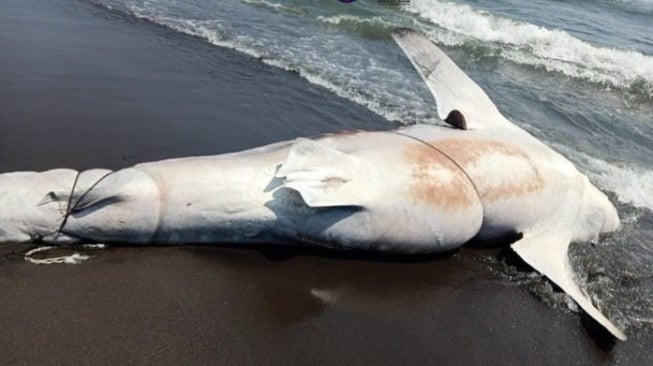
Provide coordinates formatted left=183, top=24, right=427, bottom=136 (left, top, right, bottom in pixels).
left=574, top=177, right=621, bottom=243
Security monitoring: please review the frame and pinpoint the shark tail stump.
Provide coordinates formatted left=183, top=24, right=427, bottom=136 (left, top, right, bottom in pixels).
left=0, top=29, right=626, bottom=340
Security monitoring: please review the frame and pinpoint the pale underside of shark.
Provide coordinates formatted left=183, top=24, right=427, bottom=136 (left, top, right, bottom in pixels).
left=0, top=29, right=625, bottom=340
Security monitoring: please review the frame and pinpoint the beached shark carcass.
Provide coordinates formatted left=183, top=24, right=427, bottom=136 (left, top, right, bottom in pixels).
left=0, top=29, right=624, bottom=339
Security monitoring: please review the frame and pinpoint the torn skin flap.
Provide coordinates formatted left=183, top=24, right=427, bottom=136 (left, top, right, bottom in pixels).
left=275, top=138, right=367, bottom=208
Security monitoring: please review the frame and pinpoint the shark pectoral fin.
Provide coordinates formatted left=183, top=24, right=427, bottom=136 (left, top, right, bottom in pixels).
left=511, top=233, right=627, bottom=340
left=391, top=28, right=517, bottom=132
left=275, top=138, right=365, bottom=208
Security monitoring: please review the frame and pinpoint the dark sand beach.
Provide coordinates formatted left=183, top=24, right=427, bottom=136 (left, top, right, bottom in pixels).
left=1, top=0, right=651, bottom=364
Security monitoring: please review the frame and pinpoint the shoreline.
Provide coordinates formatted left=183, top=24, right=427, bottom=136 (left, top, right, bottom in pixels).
left=1, top=0, right=651, bottom=364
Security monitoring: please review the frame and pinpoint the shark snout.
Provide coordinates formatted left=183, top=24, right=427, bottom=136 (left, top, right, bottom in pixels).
left=575, top=178, right=621, bottom=242
left=601, top=195, right=621, bottom=234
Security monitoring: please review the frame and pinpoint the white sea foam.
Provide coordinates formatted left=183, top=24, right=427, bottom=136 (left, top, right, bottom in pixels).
left=561, top=147, right=653, bottom=211
left=405, top=0, right=653, bottom=95
left=586, top=160, right=653, bottom=211
left=103, top=3, right=438, bottom=125
left=317, top=14, right=398, bottom=33
left=240, top=0, right=302, bottom=14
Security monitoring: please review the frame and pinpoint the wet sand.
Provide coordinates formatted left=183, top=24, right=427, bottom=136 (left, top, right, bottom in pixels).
left=1, top=0, right=650, bottom=364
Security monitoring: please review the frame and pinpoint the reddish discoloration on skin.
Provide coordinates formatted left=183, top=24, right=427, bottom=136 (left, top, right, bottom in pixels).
left=433, top=138, right=529, bottom=165
left=404, top=143, right=478, bottom=210
left=432, top=138, right=546, bottom=201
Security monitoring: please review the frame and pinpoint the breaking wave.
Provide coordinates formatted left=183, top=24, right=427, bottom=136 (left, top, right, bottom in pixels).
left=559, top=146, right=653, bottom=211
left=584, top=158, right=653, bottom=212
left=316, top=15, right=399, bottom=39
left=240, top=0, right=304, bottom=15
left=404, top=0, right=653, bottom=101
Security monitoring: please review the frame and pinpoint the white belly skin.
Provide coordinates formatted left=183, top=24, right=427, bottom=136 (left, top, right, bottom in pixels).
left=55, top=128, right=484, bottom=253
left=0, top=124, right=593, bottom=253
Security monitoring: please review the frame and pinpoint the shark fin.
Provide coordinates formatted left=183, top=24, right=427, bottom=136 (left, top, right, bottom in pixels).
left=276, top=138, right=365, bottom=208
left=391, top=28, right=517, bottom=131
left=511, top=233, right=626, bottom=340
